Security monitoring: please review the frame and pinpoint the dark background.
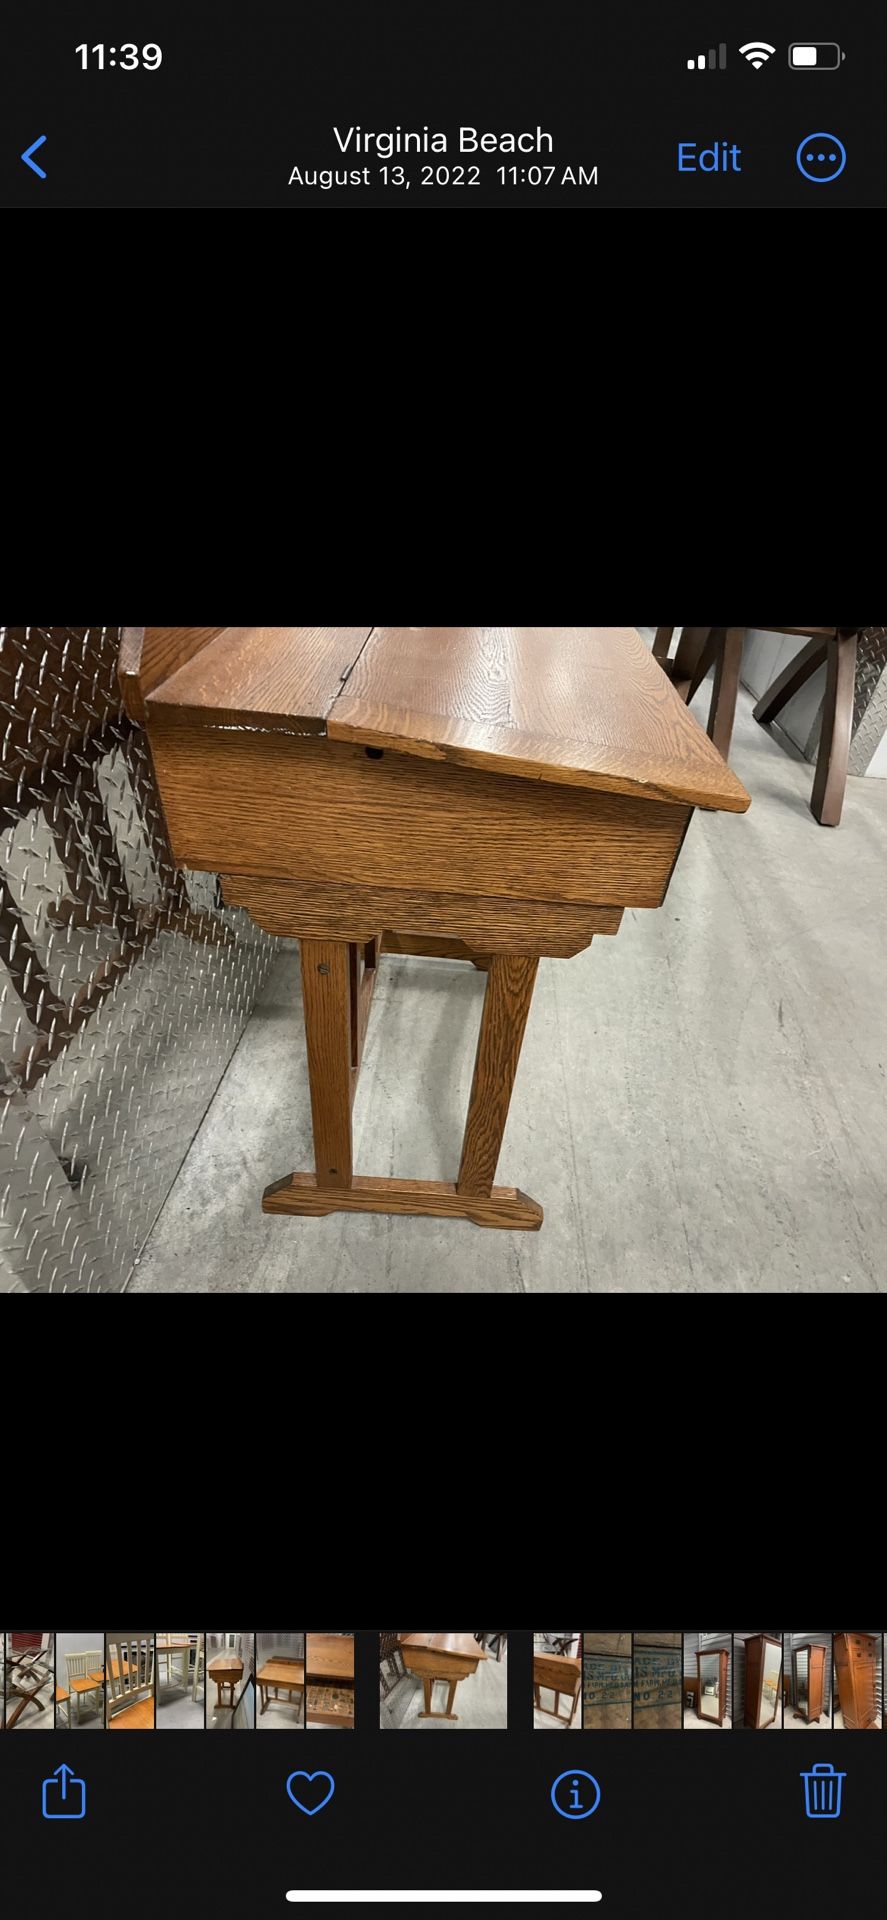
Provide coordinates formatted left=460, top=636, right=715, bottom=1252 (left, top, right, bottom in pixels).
left=1, top=1627, right=879, bottom=1917
left=1, top=0, right=883, bottom=205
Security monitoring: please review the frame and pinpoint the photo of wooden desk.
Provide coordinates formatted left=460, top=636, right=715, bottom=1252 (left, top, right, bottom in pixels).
left=121, top=628, right=749, bottom=1234
left=208, top=1654, right=244, bottom=1710
left=534, top=1652, right=582, bottom=1726
left=399, top=1633, right=487, bottom=1721
left=257, top=1657, right=305, bottom=1718
left=306, top=1635, right=355, bottom=1728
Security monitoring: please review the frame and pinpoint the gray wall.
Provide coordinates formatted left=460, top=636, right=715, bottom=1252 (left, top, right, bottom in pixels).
left=56, top=1630, right=103, bottom=1667
left=257, top=1632, right=304, bottom=1663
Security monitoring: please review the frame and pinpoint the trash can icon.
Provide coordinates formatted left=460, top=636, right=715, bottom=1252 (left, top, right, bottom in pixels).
left=801, top=1762, right=845, bottom=1818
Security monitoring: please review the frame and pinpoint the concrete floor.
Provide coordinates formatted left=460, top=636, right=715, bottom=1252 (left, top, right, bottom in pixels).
left=5, top=1701, right=55, bottom=1730
left=534, top=1697, right=581, bottom=1730
left=130, top=680, right=887, bottom=1294
left=156, top=1682, right=205, bottom=1729
left=683, top=1709, right=733, bottom=1730
left=257, top=1695, right=304, bottom=1731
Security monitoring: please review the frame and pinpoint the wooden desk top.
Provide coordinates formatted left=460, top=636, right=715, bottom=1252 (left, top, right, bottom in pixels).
left=156, top=1637, right=191, bottom=1650
left=208, top=1654, right=244, bottom=1676
left=257, top=1658, right=305, bottom=1686
left=399, top=1633, right=487, bottom=1661
left=306, top=1635, right=354, bottom=1681
left=126, top=627, right=749, bottom=814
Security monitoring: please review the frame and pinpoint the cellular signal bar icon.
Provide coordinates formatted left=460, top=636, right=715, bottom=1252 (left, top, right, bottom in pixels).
left=688, top=44, right=727, bottom=68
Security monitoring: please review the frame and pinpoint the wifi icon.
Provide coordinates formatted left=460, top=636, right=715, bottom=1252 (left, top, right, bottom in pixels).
left=739, top=40, right=776, bottom=65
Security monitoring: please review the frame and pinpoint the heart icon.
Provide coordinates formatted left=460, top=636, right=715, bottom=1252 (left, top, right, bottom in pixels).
left=286, top=1770, right=335, bottom=1816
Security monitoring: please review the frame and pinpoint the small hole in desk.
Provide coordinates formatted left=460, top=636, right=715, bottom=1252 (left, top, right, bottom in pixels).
left=365, top=747, right=384, bottom=759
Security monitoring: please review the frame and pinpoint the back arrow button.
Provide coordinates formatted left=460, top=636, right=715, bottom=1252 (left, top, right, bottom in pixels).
left=21, top=136, right=47, bottom=177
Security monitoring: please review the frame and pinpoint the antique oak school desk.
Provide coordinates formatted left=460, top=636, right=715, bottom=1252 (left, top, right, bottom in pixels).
left=398, top=1632, right=487, bottom=1721
left=120, top=628, right=749, bottom=1232
left=533, top=1649, right=582, bottom=1726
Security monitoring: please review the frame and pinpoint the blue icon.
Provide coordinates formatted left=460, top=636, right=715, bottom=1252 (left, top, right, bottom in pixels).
left=796, top=133, right=846, bottom=182
left=21, top=135, right=47, bottom=178
left=42, top=1764, right=86, bottom=1820
left=286, top=1770, right=335, bottom=1816
left=801, top=1762, right=845, bottom=1819
left=551, top=1769, right=601, bottom=1820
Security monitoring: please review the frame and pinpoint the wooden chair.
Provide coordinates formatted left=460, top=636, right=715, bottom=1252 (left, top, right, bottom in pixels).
left=751, top=627, right=861, bottom=827
left=106, top=1634, right=155, bottom=1728
left=55, top=1685, right=71, bottom=1729
left=654, top=626, right=862, bottom=826
left=65, top=1650, right=104, bottom=1724
left=652, top=628, right=745, bottom=762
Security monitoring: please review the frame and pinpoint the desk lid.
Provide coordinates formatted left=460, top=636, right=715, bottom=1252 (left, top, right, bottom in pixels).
left=123, top=626, right=750, bottom=813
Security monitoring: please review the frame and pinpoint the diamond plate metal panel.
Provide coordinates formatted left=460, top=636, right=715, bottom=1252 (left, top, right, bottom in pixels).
left=849, top=626, right=887, bottom=774
left=1, top=626, right=277, bottom=1292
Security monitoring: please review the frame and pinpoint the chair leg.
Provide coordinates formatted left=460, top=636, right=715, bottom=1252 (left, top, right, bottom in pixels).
left=671, top=627, right=715, bottom=696
left=685, top=631, right=720, bottom=704
left=752, top=636, right=827, bottom=723
left=652, top=627, right=674, bottom=661
left=810, top=632, right=858, bottom=827
left=707, top=627, right=744, bottom=762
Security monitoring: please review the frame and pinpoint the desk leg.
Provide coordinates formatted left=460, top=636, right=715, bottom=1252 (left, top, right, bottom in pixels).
left=301, top=939, right=354, bottom=1189
left=418, top=1675, right=459, bottom=1721
left=263, top=946, right=543, bottom=1229
left=457, top=955, right=539, bottom=1200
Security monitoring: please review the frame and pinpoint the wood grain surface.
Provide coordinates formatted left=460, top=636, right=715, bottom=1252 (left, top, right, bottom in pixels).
left=119, top=628, right=228, bottom=721
left=150, top=726, right=691, bottom=909
left=458, top=955, right=538, bottom=1195
left=127, top=626, right=748, bottom=812
left=329, top=627, right=750, bottom=812
left=147, top=626, right=374, bottom=731
left=262, top=1173, right=544, bottom=1229
left=299, top=939, right=353, bottom=1187
left=584, top=1632, right=632, bottom=1656
left=219, top=875, right=621, bottom=954
left=399, top=1634, right=487, bottom=1659
left=306, top=1636, right=354, bottom=1682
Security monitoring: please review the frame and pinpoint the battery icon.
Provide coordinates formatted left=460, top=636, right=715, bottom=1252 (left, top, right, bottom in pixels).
left=789, top=42, right=845, bottom=67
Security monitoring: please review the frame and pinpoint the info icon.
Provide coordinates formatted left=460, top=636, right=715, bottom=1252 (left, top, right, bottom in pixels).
left=551, top=1770, right=601, bottom=1820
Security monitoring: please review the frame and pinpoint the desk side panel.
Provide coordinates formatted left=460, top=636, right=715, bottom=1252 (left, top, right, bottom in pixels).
left=147, top=724, right=692, bottom=910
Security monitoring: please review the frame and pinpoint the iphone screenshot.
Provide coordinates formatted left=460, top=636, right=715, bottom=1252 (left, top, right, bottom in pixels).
left=0, top=0, right=883, bottom=204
